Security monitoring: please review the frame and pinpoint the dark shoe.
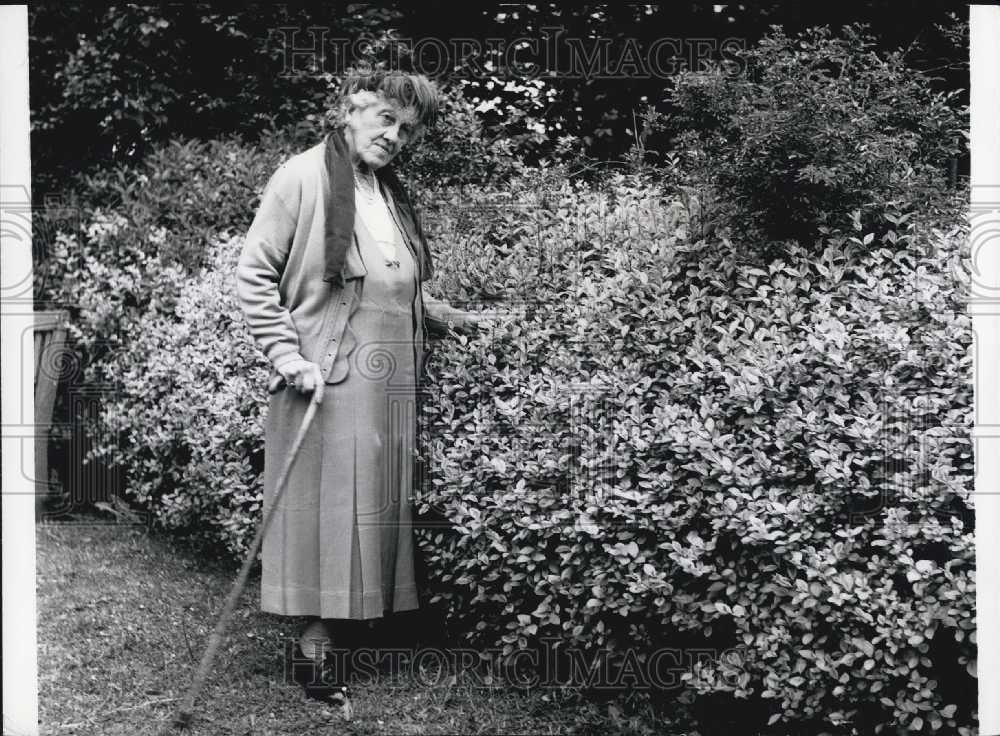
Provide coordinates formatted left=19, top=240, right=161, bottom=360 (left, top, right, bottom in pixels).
left=288, top=642, right=351, bottom=703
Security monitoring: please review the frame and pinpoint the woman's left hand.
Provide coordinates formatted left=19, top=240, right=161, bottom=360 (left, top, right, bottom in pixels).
left=453, top=309, right=514, bottom=336
left=424, top=293, right=514, bottom=338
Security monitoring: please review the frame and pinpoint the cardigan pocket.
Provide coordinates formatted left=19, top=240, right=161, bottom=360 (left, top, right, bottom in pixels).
left=318, top=279, right=361, bottom=384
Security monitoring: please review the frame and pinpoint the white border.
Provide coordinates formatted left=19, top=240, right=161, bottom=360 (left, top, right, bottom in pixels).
left=0, top=6, right=995, bottom=736
left=1, top=6, right=40, bottom=736
left=970, top=5, right=1000, bottom=734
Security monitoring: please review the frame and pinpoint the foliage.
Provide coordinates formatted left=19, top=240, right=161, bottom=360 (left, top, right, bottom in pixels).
left=664, top=23, right=968, bottom=246
left=414, top=170, right=975, bottom=735
left=28, top=3, right=401, bottom=195
left=96, top=234, right=269, bottom=555
left=386, top=81, right=527, bottom=190
left=30, top=4, right=968, bottom=199
left=33, top=131, right=305, bottom=391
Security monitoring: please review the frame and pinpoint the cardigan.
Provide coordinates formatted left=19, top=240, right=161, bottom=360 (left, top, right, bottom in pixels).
left=236, top=140, right=469, bottom=384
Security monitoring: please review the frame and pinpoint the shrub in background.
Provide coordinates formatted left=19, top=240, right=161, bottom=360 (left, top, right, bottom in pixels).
left=28, top=3, right=405, bottom=196
left=33, top=131, right=303, bottom=449
left=397, top=82, right=527, bottom=190
left=97, top=234, right=269, bottom=555
left=665, top=23, right=967, bottom=247
left=39, top=212, right=269, bottom=555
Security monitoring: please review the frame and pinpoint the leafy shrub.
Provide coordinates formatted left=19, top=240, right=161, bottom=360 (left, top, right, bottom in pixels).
left=666, top=23, right=968, bottom=246
left=97, top=234, right=269, bottom=555
left=413, top=170, right=974, bottom=734
left=39, top=132, right=300, bottom=281
left=28, top=3, right=400, bottom=195
left=396, top=84, right=527, bottom=190
left=33, top=131, right=303, bottom=434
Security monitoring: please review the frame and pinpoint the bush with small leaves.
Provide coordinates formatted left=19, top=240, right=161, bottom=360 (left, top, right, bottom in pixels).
left=97, top=233, right=269, bottom=556
left=415, top=169, right=974, bottom=735
left=666, top=23, right=967, bottom=247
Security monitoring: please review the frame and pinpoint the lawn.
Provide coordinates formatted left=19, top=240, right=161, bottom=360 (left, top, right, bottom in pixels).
left=35, top=518, right=673, bottom=736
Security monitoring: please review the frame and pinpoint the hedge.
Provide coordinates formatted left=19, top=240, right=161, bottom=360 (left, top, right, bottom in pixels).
left=414, top=175, right=974, bottom=734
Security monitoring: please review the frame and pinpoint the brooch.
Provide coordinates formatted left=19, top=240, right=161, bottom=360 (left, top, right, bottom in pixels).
left=385, top=258, right=400, bottom=268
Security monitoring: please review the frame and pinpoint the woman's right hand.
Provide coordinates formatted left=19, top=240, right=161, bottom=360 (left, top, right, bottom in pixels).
left=273, top=359, right=325, bottom=399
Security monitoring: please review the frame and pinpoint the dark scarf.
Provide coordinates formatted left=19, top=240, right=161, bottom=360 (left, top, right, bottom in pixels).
left=322, top=129, right=434, bottom=286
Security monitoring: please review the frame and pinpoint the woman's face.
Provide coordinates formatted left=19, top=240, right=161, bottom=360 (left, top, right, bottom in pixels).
left=343, top=92, right=421, bottom=170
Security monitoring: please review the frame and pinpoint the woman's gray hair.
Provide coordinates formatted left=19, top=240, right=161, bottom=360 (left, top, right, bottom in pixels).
left=329, top=69, right=441, bottom=133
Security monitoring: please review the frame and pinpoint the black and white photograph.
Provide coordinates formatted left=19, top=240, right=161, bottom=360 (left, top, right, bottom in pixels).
left=2, top=3, right=998, bottom=735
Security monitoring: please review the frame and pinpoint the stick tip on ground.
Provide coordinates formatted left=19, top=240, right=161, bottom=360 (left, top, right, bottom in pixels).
left=168, top=709, right=193, bottom=731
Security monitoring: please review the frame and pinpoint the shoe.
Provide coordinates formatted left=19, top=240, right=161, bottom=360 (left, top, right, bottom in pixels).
left=288, top=642, right=351, bottom=703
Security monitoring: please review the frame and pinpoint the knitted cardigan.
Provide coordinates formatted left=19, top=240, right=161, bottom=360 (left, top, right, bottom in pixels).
left=236, top=135, right=469, bottom=382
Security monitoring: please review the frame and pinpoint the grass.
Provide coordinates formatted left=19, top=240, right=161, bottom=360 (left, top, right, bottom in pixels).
left=36, top=517, right=676, bottom=736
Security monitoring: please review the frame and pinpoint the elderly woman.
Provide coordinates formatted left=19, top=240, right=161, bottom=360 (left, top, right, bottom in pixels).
left=236, top=70, right=483, bottom=698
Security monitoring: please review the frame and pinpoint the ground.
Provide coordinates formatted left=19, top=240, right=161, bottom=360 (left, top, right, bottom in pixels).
left=35, top=519, right=674, bottom=736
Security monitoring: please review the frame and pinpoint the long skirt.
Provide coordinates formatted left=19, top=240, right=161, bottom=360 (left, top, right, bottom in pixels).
left=260, top=218, right=423, bottom=620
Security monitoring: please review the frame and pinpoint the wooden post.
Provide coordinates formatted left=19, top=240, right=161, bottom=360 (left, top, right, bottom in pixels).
left=34, top=310, right=68, bottom=508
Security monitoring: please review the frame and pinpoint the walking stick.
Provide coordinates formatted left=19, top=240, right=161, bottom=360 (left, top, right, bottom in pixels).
left=167, top=376, right=324, bottom=732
